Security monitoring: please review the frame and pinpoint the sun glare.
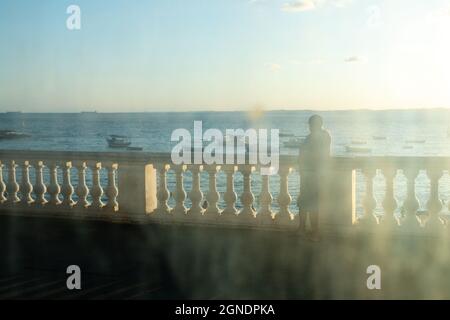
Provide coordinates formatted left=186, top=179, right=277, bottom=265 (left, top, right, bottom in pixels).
left=384, top=8, right=450, bottom=109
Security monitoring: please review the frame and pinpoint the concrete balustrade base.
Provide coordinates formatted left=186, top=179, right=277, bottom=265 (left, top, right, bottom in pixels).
left=118, top=163, right=157, bottom=215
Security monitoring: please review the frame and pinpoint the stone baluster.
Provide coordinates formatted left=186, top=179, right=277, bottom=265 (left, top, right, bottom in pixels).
left=6, top=160, right=20, bottom=205
left=172, top=165, right=187, bottom=216
left=239, top=165, right=256, bottom=219
left=381, top=167, right=399, bottom=228
left=359, top=168, right=378, bottom=227
left=47, top=162, right=61, bottom=206
left=426, top=168, right=444, bottom=231
left=222, top=165, right=238, bottom=217
left=34, top=161, right=47, bottom=206
left=20, top=161, right=34, bottom=206
left=205, top=165, right=221, bottom=217
left=275, top=166, right=293, bottom=223
left=90, top=162, right=104, bottom=209
left=402, top=168, right=421, bottom=230
left=105, top=163, right=119, bottom=212
left=0, top=162, right=6, bottom=204
left=188, top=165, right=204, bottom=217
left=61, top=161, right=75, bottom=208
left=258, top=174, right=273, bottom=223
left=155, top=163, right=171, bottom=215
left=75, top=161, right=90, bottom=208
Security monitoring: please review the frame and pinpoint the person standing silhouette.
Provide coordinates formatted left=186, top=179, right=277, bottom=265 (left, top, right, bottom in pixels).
left=298, top=115, right=331, bottom=241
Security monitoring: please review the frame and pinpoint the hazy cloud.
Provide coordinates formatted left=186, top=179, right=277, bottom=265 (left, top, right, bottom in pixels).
left=427, top=5, right=450, bottom=21
left=282, top=0, right=317, bottom=12
left=281, top=0, right=351, bottom=13
left=344, top=56, right=367, bottom=63
left=265, top=63, right=282, bottom=72
left=332, top=0, right=352, bottom=8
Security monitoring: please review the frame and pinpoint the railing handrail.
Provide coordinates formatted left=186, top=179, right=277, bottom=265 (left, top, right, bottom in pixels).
left=0, top=150, right=172, bottom=164
left=1, top=150, right=450, bottom=171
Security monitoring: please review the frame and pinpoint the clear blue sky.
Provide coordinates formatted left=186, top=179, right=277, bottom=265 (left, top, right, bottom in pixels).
left=1, top=0, right=450, bottom=112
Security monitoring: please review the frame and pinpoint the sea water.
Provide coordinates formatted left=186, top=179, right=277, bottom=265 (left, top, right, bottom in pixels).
left=1, top=110, right=450, bottom=218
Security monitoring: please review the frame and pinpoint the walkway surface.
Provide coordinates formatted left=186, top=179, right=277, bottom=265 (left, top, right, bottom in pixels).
left=0, top=215, right=449, bottom=299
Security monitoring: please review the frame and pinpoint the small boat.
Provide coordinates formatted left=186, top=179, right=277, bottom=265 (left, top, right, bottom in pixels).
left=280, top=132, right=295, bottom=138
left=405, top=140, right=426, bottom=144
left=351, top=140, right=367, bottom=145
left=107, top=135, right=132, bottom=148
left=283, top=137, right=305, bottom=148
left=345, top=146, right=371, bottom=154
left=373, top=136, right=387, bottom=140
left=127, top=146, right=143, bottom=151
left=0, top=130, right=31, bottom=140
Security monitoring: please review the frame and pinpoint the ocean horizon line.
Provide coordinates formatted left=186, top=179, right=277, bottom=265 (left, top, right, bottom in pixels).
left=2, top=107, right=450, bottom=114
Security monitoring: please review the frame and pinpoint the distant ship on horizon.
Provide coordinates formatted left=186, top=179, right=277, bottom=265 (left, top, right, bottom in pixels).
left=80, top=111, right=98, bottom=114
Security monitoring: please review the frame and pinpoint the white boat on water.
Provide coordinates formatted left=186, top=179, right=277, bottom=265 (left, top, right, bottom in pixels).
left=280, top=132, right=295, bottom=138
left=127, top=146, right=143, bottom=151
left=351, top=140, right=367, bottom=145
left=0, top=130, right=31, bottom=140
left=283, top=137, right=305, bottom=148
left=106, top=135, right=132, bottom=148
left=345, top=145, right=372, bottom=154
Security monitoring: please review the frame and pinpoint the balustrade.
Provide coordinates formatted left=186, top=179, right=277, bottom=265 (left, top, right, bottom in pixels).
left=0, top=152, right=123, bottom=218
left=258, top=173, right=274, bottom=223
left=239, top=165, right=256, bottom=220
left=0, top=162, right=6, bottom=204
left=20, top=161, right=34, bottom=206
left=222, top=165, right=238, bottom=217
left=426, top=168, right=445, bottom=231
left=61, top=161, right=75, bottom=208
left=381, top=167, right=399, bottom=228
left=173, top=165, right=187, bottom=216
left=0, top=150, right=449, bottom=236
left=90, top=162, right=105, bottom=209
left=34, top=160, right=47, bottom=207
left=105, top=162, right=119, bottom=212
left=402, top=168, right=420, bottom=230
left=204, top=165, right=221, bottom=217
left=276, top=166, right=293, bottom=225
left=75, top=161, right=90, bottom=209
left=48, top=161, right=61, bottom=206
left=359, top=168, right=378, bottom=227
left=155, top=163, right=171, bottom=215
left=187, top=165, right=204, bottom=217
left=6, top=160, right=20, bottom=205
